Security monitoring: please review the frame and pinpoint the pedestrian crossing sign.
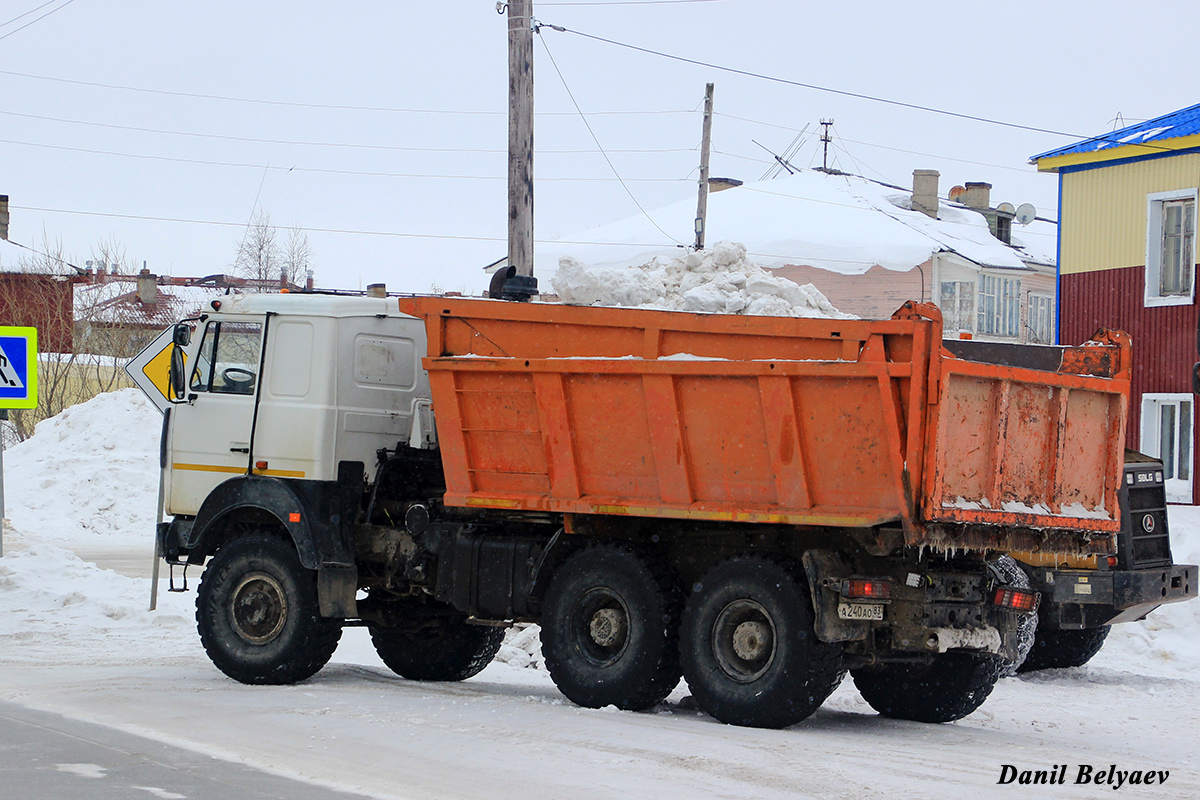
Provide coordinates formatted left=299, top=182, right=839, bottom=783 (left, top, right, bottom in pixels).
left=0, top=326, right=37, bottom=409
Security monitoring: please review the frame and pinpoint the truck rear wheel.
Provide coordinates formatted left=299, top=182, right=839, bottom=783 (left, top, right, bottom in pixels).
left=368, top=598, right=504, bottom=681
left=196, top=534, right=342, bottom=685
left=680, top=555, right=843, bottom=729
left=1017, top=625, right=1111, bottom=672
left=541, top=543, right=682, bottom=711
left=852, top=652, right=1003, bottom=722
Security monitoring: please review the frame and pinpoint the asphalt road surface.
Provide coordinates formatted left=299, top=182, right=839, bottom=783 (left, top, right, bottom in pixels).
left=0, top=701, right=374, bottom=800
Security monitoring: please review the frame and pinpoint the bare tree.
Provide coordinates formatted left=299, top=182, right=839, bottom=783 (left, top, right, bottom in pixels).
left=233, top=209, right=281, bottom=283
left=281, top=225, right=312, bottom=287
left=3, top=235, right=137, bottom=445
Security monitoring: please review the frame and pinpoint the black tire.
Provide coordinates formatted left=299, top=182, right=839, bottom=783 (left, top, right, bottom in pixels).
left=196, top=534, right=342, bottom=685
left=852, top=652, right=1003, bottom=723
left=540, top=542, right=682, bottom=711
left=992, top=556, right=1037, bottom=677
left=680, top=556, right=843, bottom=729
left=368, top=597, right=505, bottom=681
left=1018, top=625, right=1111, bottom=672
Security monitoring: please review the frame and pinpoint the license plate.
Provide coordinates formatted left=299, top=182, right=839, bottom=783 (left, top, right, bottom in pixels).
left=838, top=602, right=884, bottom=621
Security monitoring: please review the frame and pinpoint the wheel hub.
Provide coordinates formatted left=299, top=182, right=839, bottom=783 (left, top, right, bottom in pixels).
left=230, top=571, right=288, bottom=644
left=589, top=608, right=627, bottom=648
left=712, top=599, right=777, bottom=683
left=731, top=620, right=771, bottom=662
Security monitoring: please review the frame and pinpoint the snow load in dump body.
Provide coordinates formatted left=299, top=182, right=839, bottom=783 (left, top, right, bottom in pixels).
left=396, top=296, right=1131, bottom=557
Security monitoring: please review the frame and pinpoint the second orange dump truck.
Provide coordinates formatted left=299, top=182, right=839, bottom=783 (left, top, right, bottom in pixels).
left=139, top=292, right=1195, bottom=729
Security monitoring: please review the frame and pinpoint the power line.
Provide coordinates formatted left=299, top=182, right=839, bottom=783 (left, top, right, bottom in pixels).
left=0, top=66, right=694, bottom=117
left=0, top=108, right=697, bottom=155
left=0, top=0, right=75, bottom=43
left=8, top=203, right=690, bottom=249
left=541, top=24, right=1124, bottom=141
left=537, top=30, right=687, bottom=245
left=0, top=0, right=60, bottom=29
left=0, top=136, right=691, bottom=182
left=539, top=0, right=727, bottom=4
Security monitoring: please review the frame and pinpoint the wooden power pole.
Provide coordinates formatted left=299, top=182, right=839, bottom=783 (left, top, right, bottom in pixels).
left=694, top=83, right=714, bottom=250
left=508, top=0, right=535, bottom=281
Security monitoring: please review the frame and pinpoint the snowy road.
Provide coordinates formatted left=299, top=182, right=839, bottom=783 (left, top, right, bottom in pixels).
left=2, top=390, right=1198, bottom=799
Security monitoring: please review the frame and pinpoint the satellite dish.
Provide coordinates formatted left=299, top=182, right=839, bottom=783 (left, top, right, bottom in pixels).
left=997, top=202, right=1016, bottom=216
left=1016, top=203, right=1037, bottom=225
left=949, top=185, right=967, bottom=202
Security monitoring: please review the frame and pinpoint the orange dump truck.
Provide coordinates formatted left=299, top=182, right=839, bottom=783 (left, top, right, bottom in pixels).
left=147, top=292, right=1195, bottom=730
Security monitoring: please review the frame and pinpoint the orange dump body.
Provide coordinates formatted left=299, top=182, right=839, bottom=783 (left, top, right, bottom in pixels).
left=397, top=297, right=1130, bottom=555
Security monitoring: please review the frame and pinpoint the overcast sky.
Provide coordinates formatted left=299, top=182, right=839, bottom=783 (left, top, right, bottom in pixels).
left=0, top=0, right=1195, bottom=294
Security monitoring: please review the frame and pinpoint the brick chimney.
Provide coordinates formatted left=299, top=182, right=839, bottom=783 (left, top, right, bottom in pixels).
left=137, top=268, right=157, bottom=304
left=0, top=195, right=9, bottom=240
left=961, top=182, right=992, bottom=210
left=911, top=170, right=940, bottom=219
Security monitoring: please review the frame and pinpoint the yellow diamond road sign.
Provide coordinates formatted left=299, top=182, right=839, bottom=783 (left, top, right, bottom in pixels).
left=0, top=326, right=37, bottom=410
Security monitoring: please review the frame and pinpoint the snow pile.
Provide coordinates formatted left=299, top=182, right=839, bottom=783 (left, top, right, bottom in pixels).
left=497, top=623, right=545, bottom=670
left=1097, top=505, right=1200, bottom=677
left=3, top=388, right=161, bottom=546
left=0, top=544, right=192, bottom=666
left=552, top=240, right=852, bottom=319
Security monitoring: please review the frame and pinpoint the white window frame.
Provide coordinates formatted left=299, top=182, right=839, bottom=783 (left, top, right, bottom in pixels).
left=1145, top=188, right=1198, bottom=308
left=1027, top=293, right=1054, bottom=344
left=1141, top=393, right=1194, bottom=504
left=977, top=274, right=1022, bottom=339
left=937, top=280, right=975, bottom=336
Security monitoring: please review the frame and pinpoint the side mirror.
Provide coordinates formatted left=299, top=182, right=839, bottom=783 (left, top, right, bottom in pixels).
left=169, top=344, right=187, bottom=401
left=173, top=323, right=191, bottom=347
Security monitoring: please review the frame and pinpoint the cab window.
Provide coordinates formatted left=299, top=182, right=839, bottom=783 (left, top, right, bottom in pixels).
left=189, top=321, right=263, bottom=395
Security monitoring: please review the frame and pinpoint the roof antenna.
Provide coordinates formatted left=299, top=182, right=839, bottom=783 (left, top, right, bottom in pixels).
left=752, top=140, right=796, bottom=176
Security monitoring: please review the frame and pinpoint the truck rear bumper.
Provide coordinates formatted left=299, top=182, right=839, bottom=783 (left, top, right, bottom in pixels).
left=1029, top=564, right=1197, bottom=629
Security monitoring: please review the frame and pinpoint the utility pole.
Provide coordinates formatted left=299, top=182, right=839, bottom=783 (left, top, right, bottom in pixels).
left=694, top=83, right=714, bottom=251
left=819, top=119, right=834, bottom=172
left=507, top=0, right=536, bottom=290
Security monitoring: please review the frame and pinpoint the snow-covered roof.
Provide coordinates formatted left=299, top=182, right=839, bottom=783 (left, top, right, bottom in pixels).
left=536, top=170, right=1052, bottom=278
left=75, top=281, right=227, bottom=327
left=1033, top=103, right=1200, bottom=163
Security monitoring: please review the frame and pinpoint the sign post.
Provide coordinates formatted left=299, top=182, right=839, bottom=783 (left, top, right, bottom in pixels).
left=0, top=326, right=38, bottom=557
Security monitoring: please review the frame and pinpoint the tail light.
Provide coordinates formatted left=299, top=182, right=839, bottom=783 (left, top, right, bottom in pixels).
left=993, top=586, right=1039, bottom=612
left=842, top=578, right=892, bottom=599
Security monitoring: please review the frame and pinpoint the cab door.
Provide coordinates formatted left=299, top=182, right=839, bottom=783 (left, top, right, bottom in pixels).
left=166, top=318, right=263, bottom=515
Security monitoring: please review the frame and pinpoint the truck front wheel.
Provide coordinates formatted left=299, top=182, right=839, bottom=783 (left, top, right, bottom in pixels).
left=541, top=543, right=682, bottom=711
left=680, top=555, right=843, bottom=729
left=196, top=534, right=342, bottom=684
left=852, top=652, right=1003, bottom=722
left=368, top=598, right=504, bottom=681
left=1017, top=625, right=1111, bottom=672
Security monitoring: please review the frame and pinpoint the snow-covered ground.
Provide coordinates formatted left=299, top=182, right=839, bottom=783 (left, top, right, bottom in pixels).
left=2, top=389, right=1199, bottom=799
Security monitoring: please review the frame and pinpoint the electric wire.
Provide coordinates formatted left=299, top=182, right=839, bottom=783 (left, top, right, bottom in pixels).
left=0, top=0, right=75, bottom=43
left=536, top=29, right=686, bottom=245
left=7, top=202, right=685, bottom=249
left=0, top=108, right=699, bottom=154
left=543, top=24, right=1182, bottom=154
left=0, top=137, right=690, bottom=182
left=0, top=66, right=694, bottom=117
left=0, top=0, right=60, bottom=30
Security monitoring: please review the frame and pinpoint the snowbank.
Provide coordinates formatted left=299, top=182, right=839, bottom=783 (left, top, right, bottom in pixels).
left=551, top=240, right=852, bottom=319
left=3, top=388, right=162, bottom=547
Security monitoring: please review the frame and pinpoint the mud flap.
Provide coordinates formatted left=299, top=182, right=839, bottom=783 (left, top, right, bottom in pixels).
left=318, top=564, right=358, bottom=618
left=802, top=550, right=869, bottom=643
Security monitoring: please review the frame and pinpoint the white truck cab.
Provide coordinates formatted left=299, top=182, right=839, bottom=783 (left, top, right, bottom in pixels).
left=163, top=293, right=434, bottom=516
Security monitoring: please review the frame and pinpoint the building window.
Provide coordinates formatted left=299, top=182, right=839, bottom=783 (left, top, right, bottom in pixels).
left=1141, top=393, right=1194, bottom=503
left=939, top=281, right=975, bottom=335
left=977, top=274, right=1021, bottom=338
left=1027, top=293, right=1054, bottom=344
left=1145, top=189, right=1197, bottom=307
